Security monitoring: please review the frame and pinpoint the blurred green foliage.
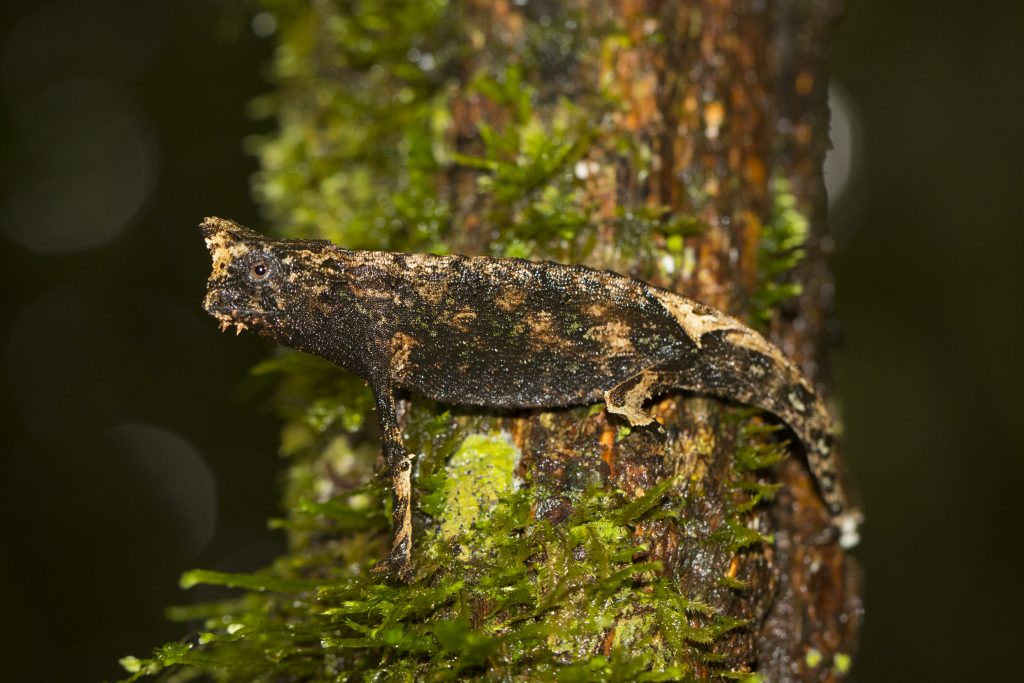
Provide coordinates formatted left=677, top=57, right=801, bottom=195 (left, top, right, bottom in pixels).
left=251, top=0, right=455, bottom=252
left=749, top=177, right=811, bottom=331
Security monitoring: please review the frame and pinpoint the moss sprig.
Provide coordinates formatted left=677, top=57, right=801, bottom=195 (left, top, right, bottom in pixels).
left=749, top=176, right=811, bottom=329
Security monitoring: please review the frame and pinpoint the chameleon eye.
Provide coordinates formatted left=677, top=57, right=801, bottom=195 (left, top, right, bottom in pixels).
left=251, top=262, right=269, bottom=279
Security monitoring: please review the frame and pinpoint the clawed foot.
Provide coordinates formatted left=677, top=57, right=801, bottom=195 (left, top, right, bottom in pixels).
left=371, top=542, right=413, bottom=582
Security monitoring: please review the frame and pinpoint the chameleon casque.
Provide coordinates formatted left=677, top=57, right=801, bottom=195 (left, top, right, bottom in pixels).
left=201, top=216, right=860, bottom=579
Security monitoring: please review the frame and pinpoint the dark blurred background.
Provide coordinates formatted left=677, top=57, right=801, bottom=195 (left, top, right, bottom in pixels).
left=0, top=1, right=1020, bottom=680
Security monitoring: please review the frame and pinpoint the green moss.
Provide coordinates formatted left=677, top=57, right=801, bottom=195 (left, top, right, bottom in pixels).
left=749, top=176, right=811, bottom=329
left=435, top=433, right=519, bottom=547
left=452, top=66, right=595, bottom=260
left=252, top=0, right=456, bottom=253
left=117, top=392, right=783, bottom=679
left=251, top=352, right=374, bottom=436
left=117, top=446, right=782, bottom=679
left=119, top=476, right=749, bottom=681
left=118, top=410, right=789, bottom=681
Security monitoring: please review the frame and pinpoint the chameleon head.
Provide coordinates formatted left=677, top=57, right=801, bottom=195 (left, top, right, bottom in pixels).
left=200, top=216, right=293, bottom=337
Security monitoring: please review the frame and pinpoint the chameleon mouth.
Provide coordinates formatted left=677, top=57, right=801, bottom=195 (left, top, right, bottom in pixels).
left=206, top=307, right=280, bottom=335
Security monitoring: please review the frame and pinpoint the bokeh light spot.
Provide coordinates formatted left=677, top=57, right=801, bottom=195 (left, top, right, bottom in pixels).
left=251, top=12, right=277, bottom=38
left=1, top=79, right=158, bottom=253
left=108, top=423, right=217, bottom=560
left=824, top=84, right=863, bottom=209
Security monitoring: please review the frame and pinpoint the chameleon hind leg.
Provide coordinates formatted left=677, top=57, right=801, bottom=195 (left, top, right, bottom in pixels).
left=607, top=348, right=860, bottom=548
left=603, top=367, right=686, bottom=445
left=604, top=368, right=667, bottom=428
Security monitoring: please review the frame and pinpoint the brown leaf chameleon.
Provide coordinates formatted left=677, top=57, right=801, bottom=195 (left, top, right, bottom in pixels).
left=201, top=216, right=861, bottom=579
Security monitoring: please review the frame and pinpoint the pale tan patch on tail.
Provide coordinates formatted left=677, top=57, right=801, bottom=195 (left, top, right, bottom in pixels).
left=649, top=288, right=743, bottom=348
left=649, top=285, right=805, bottom=388
left=723, top=327, right=788, bottom=365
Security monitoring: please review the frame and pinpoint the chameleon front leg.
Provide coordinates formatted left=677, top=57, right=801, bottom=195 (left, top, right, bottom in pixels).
left=368, top=376, right=415, bottom=581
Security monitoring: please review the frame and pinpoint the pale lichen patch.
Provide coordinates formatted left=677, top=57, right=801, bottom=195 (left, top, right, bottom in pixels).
left=439, top=433, right=520, bottom=559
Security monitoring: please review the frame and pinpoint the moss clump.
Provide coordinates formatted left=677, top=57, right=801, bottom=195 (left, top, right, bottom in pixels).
left=749, top=176, right=811, bottom=330
left=119, top=472, right=760, bottom=682
left=451, top=66, right=595, bottom=260
left=432, top=433, right=519, bottom=549
left=250, top=0, right=456, bottom=253
left=118, top=406, right=787, bottom=682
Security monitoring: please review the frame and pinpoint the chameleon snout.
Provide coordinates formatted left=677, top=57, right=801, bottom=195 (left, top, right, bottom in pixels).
left=203, top=285, right=252, bottom=318
left=202, top=287, right=229, bottom=317
left=202, top=281, right=282, bottom=331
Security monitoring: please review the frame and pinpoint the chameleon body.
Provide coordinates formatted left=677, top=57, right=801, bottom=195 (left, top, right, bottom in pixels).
left=201, top=216, right=860, bottom=578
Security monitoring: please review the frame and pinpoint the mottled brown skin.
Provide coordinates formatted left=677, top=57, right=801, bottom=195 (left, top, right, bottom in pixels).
left=201, top=217, right=860, bottom=579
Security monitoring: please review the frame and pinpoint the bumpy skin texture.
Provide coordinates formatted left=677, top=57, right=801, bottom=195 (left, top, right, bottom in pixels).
left=201, top=217, right=860, bottom=578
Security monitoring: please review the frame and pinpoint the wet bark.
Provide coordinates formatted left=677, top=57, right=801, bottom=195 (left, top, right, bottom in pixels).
left=246, top=0, right=865, bottom=680
left=436, top=1, right=862, bottom=679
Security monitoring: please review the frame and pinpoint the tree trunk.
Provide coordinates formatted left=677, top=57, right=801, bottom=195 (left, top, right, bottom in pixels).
left=125, top=1, right=862, bottom=681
